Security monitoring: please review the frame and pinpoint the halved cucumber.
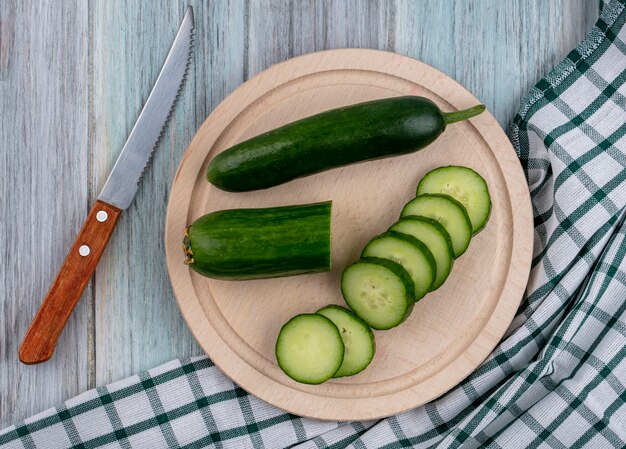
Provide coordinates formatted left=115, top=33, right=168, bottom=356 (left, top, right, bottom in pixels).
left=401, top=194, right=472, bottom=258
left=317, top=305, right=375, bottom=378
left=275, top=314, right=344, bottom=384
left=389, top=217, right=455, bottom=290
left=341, top=257, right=415, bottom=330
left=417, top=166, right=491, bottom=234
left=361, top=231, right=436, bottom=300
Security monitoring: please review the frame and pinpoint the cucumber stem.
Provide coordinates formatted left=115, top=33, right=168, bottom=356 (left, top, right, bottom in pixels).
left=183, top=227, right=194, bottom=265
left=443, top=104, right=486, bottom=125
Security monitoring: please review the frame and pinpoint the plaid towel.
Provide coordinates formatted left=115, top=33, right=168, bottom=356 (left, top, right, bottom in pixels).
left=3, top=0, right=626, bottom=447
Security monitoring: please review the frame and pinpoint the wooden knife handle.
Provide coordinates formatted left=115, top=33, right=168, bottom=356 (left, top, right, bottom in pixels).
left=19, top=200, right=122, bottom=364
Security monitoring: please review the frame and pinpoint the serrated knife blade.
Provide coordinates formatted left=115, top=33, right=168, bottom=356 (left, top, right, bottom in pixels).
left=100, top=6, right=194, bottom=209
left=19, top=7, right=194, bottom=364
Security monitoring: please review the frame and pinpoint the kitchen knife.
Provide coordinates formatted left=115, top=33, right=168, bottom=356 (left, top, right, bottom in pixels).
left=19, top=6, right=194, bottom=364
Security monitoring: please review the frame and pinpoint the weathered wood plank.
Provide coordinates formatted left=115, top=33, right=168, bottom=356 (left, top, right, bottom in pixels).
left=0, top=0, right=90, bottom=428
left=91, top=0, right=246, bottom=384
left=247, top=0, right=394, bottom=77
left=393, top=0, right=599, bottom=128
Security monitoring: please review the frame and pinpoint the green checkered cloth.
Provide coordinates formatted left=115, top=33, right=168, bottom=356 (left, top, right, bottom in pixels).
left=3, top=0, right=626, bottom=446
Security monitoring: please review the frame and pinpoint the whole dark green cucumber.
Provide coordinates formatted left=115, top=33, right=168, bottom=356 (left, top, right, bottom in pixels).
left=183, top=202, right=331, bottom=280
left=207, top=96, right=485, bottom=192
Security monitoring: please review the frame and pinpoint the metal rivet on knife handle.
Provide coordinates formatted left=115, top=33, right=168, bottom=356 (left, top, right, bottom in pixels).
left=96, top=210, right=108, bottom=222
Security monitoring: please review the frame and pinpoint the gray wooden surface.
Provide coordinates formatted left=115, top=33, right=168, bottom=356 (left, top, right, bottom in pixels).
left=0, top=0, right=599, bottom=428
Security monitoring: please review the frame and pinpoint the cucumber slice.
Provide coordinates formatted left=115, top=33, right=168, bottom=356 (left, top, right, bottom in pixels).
left=341, top=257, right=415, bottom=330
left=361, top=231, right=436, bottom=300
left=417, top=166, right=491, bottom=234
left=401, top=194, right=472, bottom=258
left=389, top=217, right=455, bottom=290
left=275, top=314, right=344, bottom=384
left=317, top=305, right=375, bottom=377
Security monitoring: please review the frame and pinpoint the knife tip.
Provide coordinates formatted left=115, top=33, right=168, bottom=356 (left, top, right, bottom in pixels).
left=185, top=5, right=194, bottom=23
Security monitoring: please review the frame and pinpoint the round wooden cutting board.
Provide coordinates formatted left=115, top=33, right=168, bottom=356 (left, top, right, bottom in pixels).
left=165, top=49, right=533, bottom=421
